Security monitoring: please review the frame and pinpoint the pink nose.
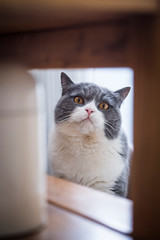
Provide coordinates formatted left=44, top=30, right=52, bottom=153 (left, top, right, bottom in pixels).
left=85, top=108, right=94, bottom=116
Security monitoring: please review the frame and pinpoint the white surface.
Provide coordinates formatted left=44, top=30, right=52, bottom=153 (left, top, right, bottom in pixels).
left=0, top=65, right=37, bottom=111
left=0, top=66, right=46, bottom=237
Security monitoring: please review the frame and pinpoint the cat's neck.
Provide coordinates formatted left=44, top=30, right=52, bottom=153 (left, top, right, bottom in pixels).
left=54, top=123, right=116, bottom=146
left=55, top=121, right=102, bottom=137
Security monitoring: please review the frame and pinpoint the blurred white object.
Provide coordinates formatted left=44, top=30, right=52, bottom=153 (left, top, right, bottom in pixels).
left=0, top=65, right=46, bottom=237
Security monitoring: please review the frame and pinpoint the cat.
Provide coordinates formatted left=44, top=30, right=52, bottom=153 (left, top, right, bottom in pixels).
left=48, top=72, right=131, bottom=197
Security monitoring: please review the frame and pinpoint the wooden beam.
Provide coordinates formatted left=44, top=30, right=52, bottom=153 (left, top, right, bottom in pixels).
left=0, top=0, right=158, bottom=33
left=0, top=20, right=133, bottom=69
left=132, top=15, right=160, bottom=239
left=1, top=0, right=157, bottom=12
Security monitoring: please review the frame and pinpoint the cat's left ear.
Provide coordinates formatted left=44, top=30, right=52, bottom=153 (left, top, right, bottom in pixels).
left=61, top=72, right=75, bottom=95
left=114, top=87, right=131, bottom=107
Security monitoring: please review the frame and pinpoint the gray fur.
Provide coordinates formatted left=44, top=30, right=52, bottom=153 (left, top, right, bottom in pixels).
left=112, top=132, right=131, bottom=197
left=53, top=72, right=131, bottom=197
left=56, top=72, right=130, bottom=140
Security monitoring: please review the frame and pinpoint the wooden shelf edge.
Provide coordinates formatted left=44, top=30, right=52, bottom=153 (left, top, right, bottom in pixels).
left=46, top=175, right=133, bottom=235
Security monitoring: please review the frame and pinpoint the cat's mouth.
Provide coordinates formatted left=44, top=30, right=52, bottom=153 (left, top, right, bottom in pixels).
left=82, top=117, right=93, bottom=124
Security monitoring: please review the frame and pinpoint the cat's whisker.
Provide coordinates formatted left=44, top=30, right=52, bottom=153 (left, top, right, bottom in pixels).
left=56, top=117, right=72, bottom=126
left=104, top=127, right=113, bottom=138
left=104, top=121, right=115, bottom=131
left=104, top=121, right=117, bottom=138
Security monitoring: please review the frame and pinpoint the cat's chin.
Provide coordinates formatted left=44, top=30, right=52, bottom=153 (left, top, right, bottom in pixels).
left=76, top=119, right=95, bottom=134
left=56, top=119, right=99, bottom=136
left=81, top=117, right=93, bottom=125
left=72, top=115, right=104, bottom=135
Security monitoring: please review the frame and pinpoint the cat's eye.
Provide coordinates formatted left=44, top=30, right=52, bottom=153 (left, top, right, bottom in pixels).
left=74, top=96, right=84, bottom=104
left=99, top=102, right=109, bottom=110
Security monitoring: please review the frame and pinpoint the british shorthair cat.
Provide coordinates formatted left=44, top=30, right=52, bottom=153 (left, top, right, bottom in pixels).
left=48, top=72, right=131, bottom=197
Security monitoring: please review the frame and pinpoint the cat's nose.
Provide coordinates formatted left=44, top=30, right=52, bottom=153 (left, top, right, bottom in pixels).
left=85, top=108, right=94, bottom=116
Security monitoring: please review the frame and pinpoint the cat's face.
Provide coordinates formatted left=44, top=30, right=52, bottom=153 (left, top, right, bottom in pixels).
left=55, top=72, right=130, bottom=139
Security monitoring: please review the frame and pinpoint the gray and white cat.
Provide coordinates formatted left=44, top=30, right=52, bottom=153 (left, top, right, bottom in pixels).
left=48, top=72, right=131, bottom=197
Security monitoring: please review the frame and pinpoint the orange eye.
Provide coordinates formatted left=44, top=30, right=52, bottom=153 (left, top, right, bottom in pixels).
left=74, top=96, right=84, bottom=104
left=99, top=102, right=109, bottom=110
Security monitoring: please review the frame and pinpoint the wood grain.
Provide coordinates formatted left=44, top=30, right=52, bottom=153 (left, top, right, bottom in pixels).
left=0, top=0, right=158, bottom=33
left=47, top=175, right=133, bottom=235
left=0, top=20, right=133, bottom=69
left=132, top=15, right=160, bottom=239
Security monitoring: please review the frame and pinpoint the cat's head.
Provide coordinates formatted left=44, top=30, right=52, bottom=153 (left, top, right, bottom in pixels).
left=54, top=72, right=130, bottom=139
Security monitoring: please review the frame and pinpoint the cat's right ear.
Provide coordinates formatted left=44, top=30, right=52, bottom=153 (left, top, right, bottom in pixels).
left=61, top=72, right=74, bottom=95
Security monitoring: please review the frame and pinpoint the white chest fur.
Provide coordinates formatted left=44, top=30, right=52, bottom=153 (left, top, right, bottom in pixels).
left=48, top=126, right=125, bottom=193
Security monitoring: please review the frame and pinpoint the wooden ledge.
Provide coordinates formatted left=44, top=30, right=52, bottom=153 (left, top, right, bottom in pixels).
left=0, top=0, right=158, bottom=33
left=47, top=175, right=133, bottom=235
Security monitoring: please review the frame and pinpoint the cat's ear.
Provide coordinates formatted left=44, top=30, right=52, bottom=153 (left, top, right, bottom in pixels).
left=114, top=87, right=131, bottom=107
left=61, top=72, right=74, bottom=95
